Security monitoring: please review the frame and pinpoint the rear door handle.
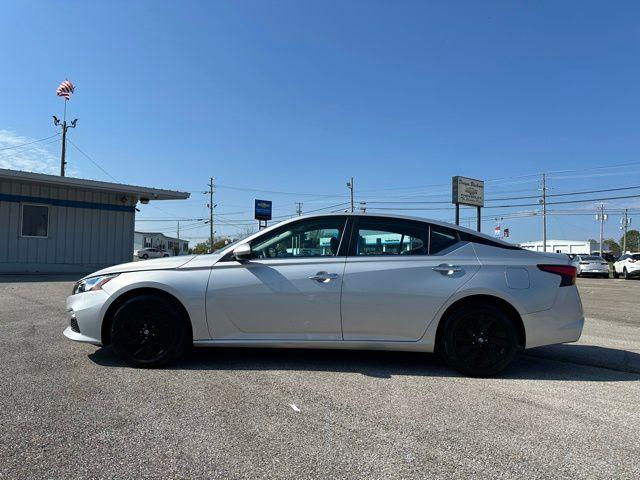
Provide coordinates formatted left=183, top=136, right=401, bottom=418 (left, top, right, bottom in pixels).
left=308, top=271, right=339, bottom=282
left=432, top=264, right=462, bottom=275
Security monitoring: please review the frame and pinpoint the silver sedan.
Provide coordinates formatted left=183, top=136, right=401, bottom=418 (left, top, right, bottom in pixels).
left=64, top=213, right=584, bottom=377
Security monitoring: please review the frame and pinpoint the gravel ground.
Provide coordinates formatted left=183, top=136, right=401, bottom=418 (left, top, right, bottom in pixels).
left=0, top=276, right=638, bottom=479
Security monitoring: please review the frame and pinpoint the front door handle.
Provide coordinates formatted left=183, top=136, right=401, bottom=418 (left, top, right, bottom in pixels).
left=308, top=271, right=339, bottom=283
left=432, top=264, right=462, bottom=275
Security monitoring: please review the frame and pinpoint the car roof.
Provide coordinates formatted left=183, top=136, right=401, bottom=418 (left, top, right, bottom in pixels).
left=258, top=212, right=518, bottom=248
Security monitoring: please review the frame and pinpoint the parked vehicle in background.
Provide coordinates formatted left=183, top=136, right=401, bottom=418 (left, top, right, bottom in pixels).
left=613, top=253, right=640, bottom=279
left=574, top=255, right=609, bottom=278
left=135, top=247, right=170, bottom=260
left=64, top=213, right=584, bottom=377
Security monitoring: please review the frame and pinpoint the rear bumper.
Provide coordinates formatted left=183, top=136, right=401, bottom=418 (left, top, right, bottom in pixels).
left=523, top=286, right=584, bottom=348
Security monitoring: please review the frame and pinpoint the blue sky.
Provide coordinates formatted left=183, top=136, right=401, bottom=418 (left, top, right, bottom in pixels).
left=1, top=1, right=639, bottom=244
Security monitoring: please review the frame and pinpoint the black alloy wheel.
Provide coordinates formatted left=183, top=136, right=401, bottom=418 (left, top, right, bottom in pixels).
left=111, top=294, right=188, bottom=367
left=441, top=304, right=518, bottom=377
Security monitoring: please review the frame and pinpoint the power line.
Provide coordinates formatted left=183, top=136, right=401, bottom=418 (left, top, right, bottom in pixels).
left=0, top=133, right=60, bottom=152
left=66, top=139, right=119, bottom=182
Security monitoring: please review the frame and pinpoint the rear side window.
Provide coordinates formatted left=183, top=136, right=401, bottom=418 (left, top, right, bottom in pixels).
left=353, top=218, right=429, bottom=256
left=430, top=226, right=459, bottom=255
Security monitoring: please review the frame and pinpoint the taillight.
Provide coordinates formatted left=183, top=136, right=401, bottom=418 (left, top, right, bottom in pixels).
left=538, top=264, right=577, bottom=287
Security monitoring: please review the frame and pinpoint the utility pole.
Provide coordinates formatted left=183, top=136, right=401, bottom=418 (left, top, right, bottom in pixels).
left=208, top=177, right=215, bottom=253
left=52, top=116, right=77, bottom=176
left=621, top=208, right=630, bottom=254
left=347, top=177, right=354, bottom=212
left=541, top=173, right=547, bottom=252
left=596, top=203, right=606, bottom=258
left=296, top=202, right=303, bottom=216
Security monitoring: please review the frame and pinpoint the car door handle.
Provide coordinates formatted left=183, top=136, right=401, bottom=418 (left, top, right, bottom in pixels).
left=432, top=264, right=462, bottom=274
left=308, top=271, right=339, bottom=282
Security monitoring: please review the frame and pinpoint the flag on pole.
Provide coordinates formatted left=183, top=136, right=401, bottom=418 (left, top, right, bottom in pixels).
left=56, top=79, right=75, bottom=100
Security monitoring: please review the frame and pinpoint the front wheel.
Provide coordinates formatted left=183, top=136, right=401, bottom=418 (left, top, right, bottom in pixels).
left=613, top=270, right=619, bottom=279
left=111, top=294, right=189, bottom=367
left=440, top=304, right=519, bottom=377
left=624, top=268, right=629, bottom=280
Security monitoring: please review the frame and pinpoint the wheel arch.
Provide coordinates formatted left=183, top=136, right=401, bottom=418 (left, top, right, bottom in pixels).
left=101, top=287, right=193, bottom=346
left=434, top=294, right=526, bottom=351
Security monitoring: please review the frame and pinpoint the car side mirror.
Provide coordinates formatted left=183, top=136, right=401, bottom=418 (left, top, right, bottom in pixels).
left=232, top=243, right=252, bottom=261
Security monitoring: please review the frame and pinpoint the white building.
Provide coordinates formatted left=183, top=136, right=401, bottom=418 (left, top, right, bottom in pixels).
left=519, top=239, right=598, bottom=254
left=134, top=231, right=189, bottom=256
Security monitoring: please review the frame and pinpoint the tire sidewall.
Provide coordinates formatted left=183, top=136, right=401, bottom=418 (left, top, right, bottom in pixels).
left=111, top=294, right=188, bottom=368
left=441, top=303, right=519, bottom=377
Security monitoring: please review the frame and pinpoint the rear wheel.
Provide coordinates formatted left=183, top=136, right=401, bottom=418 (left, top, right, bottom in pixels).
left=441, top=304, right=519, bottom=377
left=111, top=294, right=189, bottom=367
left=624, top=268, right=629, bottom=280
left=613, top=269, right=619, bottom=279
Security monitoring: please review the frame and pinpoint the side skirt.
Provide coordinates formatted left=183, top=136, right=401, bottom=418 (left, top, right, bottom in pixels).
left=192, top=339, right=435, bottom=353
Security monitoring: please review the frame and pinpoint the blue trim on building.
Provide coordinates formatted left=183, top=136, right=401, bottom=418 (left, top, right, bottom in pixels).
left=0, top=193, right=135, bottom=213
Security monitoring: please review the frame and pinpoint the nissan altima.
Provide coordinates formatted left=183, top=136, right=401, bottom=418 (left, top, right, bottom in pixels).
left=64, top=213, right=584, bottom=376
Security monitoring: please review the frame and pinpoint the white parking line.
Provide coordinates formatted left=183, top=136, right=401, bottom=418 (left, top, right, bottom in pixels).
left=289, top=404, right=301, bottom=412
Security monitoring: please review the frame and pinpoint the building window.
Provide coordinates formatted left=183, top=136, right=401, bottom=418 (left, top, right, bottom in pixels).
left=21, top=204, right=49, bottom=238
left=182, top=243, right=188, bottom=252
left=144, top=236, right=152, bottom=248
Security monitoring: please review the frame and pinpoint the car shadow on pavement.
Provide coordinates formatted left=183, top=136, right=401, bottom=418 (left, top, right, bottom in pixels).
left=88, top=344, right=640, bottom=381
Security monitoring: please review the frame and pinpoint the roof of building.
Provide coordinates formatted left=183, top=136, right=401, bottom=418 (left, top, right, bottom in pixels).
left=0, top=168, right=190, bottom=201
left=520, top=239, right=596, bottom=245
left=135, top=231, right=187, bottom=243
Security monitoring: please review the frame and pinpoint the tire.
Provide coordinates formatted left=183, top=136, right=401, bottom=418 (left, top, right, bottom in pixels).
left=163, top=254, right=170, bottom=257
left=111, top=294, right=189, bottom=368
left=613, top=270, right=619, bottom=279
left=142, top=254, right=149, bottom=259
left=440, top=303, right=519, bottom=377
left=623, top=268, right=629, bottom=280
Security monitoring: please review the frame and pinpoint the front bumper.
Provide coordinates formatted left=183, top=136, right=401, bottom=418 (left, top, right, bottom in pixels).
left=64, top=290, right=110, bottom=345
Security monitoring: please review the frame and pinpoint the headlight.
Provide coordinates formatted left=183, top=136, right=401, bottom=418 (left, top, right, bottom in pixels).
left=72, top=274, right=119, bottom=295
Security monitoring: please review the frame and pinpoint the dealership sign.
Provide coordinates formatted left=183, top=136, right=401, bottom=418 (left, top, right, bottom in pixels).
left=254, top=199, right=273, bottom=221
left=452, top=176, right=484, bottom=207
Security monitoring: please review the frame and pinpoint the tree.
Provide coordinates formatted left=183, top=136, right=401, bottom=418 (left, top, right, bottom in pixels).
left=603, top=238, right=621, bottom=256
left=620, top=229, right=640, bottom=253
left=191, top=238, right=230, bottom=254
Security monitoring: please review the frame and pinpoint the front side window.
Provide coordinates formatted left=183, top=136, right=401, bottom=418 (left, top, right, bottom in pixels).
left=354, top=218, right=429, bottom=256
left=251, top=217, right=347, bottom=259
left=21, top=204, right=49, bottom=238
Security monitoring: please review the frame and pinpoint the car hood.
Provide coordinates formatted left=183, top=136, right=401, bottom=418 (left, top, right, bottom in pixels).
left=84, top=255, right=198, bottom=278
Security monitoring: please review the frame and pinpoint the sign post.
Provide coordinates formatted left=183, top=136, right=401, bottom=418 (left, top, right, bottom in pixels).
left=452, top=176, right=484, bottom=232
left=254, top=199, right=272, bottom=230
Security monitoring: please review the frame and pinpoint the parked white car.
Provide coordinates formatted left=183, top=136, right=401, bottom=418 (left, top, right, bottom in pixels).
left=613, top=253, right=640, bottom=279
left=64, top=213, right=584, bottom=377
left=135, top=247, right=170, bottom=259
left=573, top=254, right=610, bottom=278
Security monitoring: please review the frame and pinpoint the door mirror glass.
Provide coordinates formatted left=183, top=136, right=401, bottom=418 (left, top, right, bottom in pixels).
left=233, top=243, right=253, bottom=260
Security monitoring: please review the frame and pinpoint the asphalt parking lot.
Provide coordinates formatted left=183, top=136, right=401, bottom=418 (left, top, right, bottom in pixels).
left=0, top=277, right=638, bottom=479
